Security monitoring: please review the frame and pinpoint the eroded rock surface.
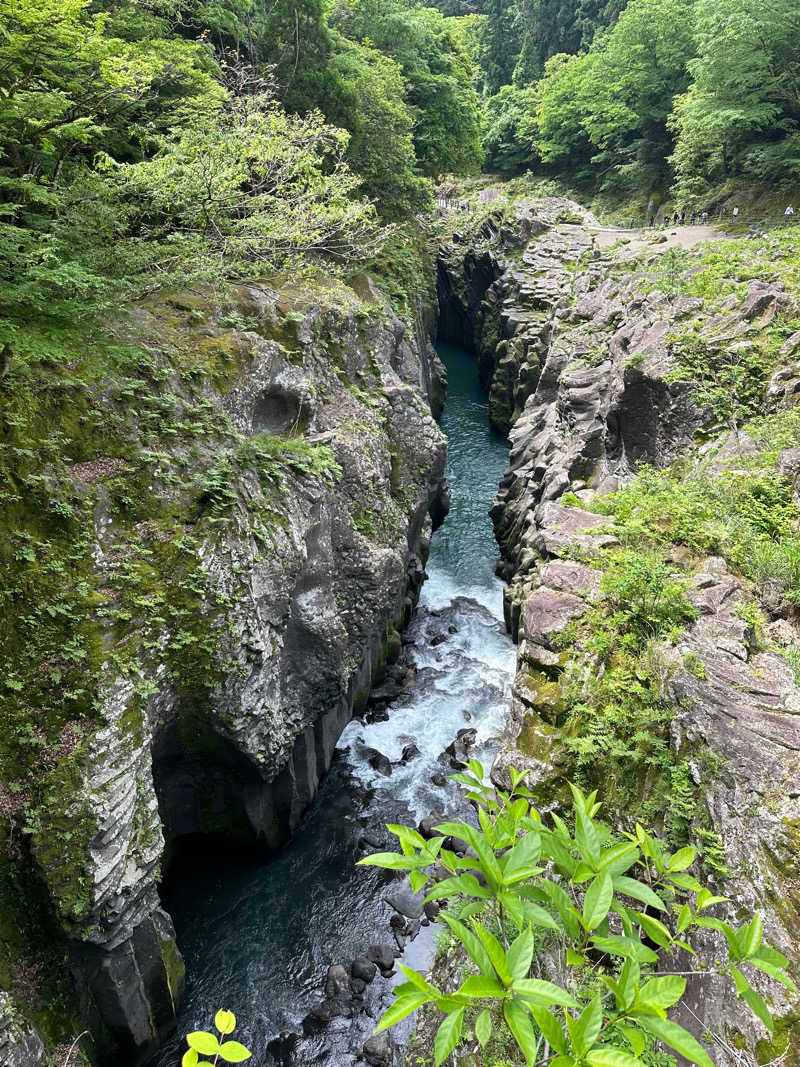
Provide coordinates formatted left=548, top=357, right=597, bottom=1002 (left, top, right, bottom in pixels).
left=1, top=279, right=447, bottom=1063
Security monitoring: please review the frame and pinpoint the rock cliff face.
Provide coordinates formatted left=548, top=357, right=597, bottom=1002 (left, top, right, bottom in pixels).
left=438, top=203, right=800, bottom=1062
left=0, top=277, right=447, bottom=1063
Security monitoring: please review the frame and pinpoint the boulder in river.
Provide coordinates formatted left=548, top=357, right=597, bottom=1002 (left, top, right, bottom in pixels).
left=385, top=882, right=424, bottom=919
left=267, top=1031, right=300, bottom=1064
left=366, top=944, right=395, bottom=973
left=324, top=964, right=351, bottom=1000
left=351, top=956, right=377, bottom=983
left=363, top=1031, right=392, bottom=1067
left=400, top=742, right=420, bottom=763
left=365, top=748, right=393, bottom=776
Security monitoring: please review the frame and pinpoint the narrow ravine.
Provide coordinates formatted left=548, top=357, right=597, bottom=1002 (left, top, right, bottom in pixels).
left=151, top=341, right=515, bottom=1066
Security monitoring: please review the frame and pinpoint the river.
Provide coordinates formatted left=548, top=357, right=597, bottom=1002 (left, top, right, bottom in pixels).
left=152, top=341, right=515, bottom=1066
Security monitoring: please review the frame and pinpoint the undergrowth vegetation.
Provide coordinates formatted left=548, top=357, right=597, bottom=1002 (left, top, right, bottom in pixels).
left=361, top=766, right=794, bottom=1066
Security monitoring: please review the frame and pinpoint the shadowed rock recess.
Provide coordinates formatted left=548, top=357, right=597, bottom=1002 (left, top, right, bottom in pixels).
left=0, top=279, right=447, bottom=1064
left=435, top=200, right=800, bottom=1065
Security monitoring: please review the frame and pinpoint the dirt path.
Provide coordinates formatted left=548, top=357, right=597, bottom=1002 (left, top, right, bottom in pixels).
left=590, top=224, right=724, bottom=252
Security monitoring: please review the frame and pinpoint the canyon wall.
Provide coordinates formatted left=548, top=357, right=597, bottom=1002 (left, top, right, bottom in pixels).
left=0, top=277, right=447, bottom=1064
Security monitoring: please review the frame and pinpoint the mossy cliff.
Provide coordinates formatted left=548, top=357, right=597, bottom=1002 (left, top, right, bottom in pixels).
left=434, top=199, right=800, bottom=1065
left=0, top=274, right=447, bottom=1064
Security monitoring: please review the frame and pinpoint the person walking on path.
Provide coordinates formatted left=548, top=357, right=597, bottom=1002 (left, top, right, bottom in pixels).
left=680, top=211, right=686, bottom=225
left=786, top=205, right=795, bottom=220
left=691, top=210, right=697, bottom=225
left=732, top=206, right=739, bottom=220
left=650, top=214, right=655, bottom=228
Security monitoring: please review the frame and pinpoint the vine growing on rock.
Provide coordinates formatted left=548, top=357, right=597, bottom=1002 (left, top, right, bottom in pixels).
left=360, top=763, right=794, bottom=1066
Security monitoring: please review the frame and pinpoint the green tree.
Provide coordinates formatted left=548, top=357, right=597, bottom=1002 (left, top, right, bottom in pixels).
left=478, top=0, right=521, bottom=94
left=670, top=0, right=800, bottom=196
left=532, top=0, right=696, bottom=191
left=333, top=0, right=483, bottom=178
left=329, top=41, right=431, bottom=218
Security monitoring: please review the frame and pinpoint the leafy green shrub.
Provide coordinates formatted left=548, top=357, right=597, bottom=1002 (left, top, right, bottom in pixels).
left=600, top=551, right=696, bottom=647
left=361, top=764, right=794, bottom=1067
left=183, top=1010, right=251, bottom=1067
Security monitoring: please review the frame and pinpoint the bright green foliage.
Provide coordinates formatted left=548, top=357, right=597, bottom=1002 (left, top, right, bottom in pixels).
left=483, top=86, right=539, bottom=173
left=183, top=1009, right=251, bottom=1066
left=360, top=766, right=794, bottom=1065
left=600, top=551, right=696, bottom=645
left=670, top=0, right=800, bottom=197
left=333, top=0, right=483, bottom=179
left=478, top=0, right=521, bottom=95
left=531, top=0, right=696, bottom=191
left=594, top=461, right=800, bottom=604
left=105, top=91, right=386, bottom=273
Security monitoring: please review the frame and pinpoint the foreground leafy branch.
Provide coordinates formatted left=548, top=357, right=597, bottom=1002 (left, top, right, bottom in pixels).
left=359, top=762, right=795, bottom=1066
left=183, top=1010, right=251, bottom=1067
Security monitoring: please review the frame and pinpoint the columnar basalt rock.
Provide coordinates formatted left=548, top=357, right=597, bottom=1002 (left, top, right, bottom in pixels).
left=451, top=202, right=800, bottom=1063
left=1, top=280, right=447, bottom=1064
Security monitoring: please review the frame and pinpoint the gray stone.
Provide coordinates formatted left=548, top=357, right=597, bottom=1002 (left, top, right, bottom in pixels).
left=363, top=1031, right=392, bottom=1067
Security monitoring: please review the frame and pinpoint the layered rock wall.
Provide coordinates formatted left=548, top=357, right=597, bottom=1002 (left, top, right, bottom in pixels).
left=0, top=278, right=447, bottom=1064
left=439, top=203, right=800, bottom=1063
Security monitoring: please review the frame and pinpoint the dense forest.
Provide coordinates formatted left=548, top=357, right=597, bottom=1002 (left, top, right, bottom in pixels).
left=3, top=0, right=799, bottom=374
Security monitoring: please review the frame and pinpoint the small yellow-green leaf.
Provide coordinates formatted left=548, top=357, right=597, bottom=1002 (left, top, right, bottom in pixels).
left=182, top=1049, right=199, bottom=1067
left=218, top=1041, right=252, bottom=1063
left=215, top=1010, right=236, bottom=1035
left=187, top=1032, right=219, bottom=1057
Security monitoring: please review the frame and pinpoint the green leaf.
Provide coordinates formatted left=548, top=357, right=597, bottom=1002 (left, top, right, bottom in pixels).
left=218, top=1042, right=251, bottom=1063
left=513, top=978, right=579, bottom=1007
left=440, top=914, right=493, bottom=977
left=475, top=1009, right=492, bottom=1048
left=747, top=956, right=798, bottom=991
left=618, top=1024, right=646, bottom=1056
left=612, top=876, right=667, bottom=912
left=215, top=1011, right=236, bottom=1035
left=590, top=935, right=658, bottom=963
left=182, top=1050, right=199, bottom=1067
left=473, top=920, right=512, bottom=986
left=634, top=911, right=672, bottom=948
left=636, top=1015, right=714, bottom=1067
left=586, top=1049, right=643, bottom=1067
left=637, top=976, right=686, bottom=1011
left=356, top=852, right=422, bottom=870
left=668, top=846, right=696, bottom=871
left=187, top=1033, right=220, bottom=1057
left=540, top=878, right=582, bottom=938
left=669, top=871, right=702, bottom=892
left=457, top=975, right=505, bottom=998
left=424, top=874, right=490, bottom=902
left=575, top=806, right=601, bottom=864
left=583, top=871, right=614, bottom=931
left=568, top=996, right=602, bottom=1057
left=398, top=964, right=438, bottom=997
left=597, top=842, right=639, bottom=874
left=504, top=997, right=539, bottom=1066
left=388, top=823, right=428, bottom=854
left=503, top=832, right=543, bottom=883
left=375, top=993, right=429, bottom=1032
left=531, top=1005, right=568, bottom=1054
left=434, top=1009, right=464, bottom=1066
left=508, top=927, right=534, bottom=981
left=743, top=913, right=763, bottom=958
left=742, top=987, right=773, bottom=1032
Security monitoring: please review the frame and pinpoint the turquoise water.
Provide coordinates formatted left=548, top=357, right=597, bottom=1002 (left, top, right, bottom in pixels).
left=151, top=343, right=514, bottom=1066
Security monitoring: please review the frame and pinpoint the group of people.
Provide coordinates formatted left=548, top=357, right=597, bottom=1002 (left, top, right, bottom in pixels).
left=632, top=204, right=796, bottom=229
left=643, top=209, right=707, bottom=228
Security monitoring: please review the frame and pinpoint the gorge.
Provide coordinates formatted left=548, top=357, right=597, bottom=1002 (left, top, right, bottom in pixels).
left=4, top=196, right=800, bottom=1067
